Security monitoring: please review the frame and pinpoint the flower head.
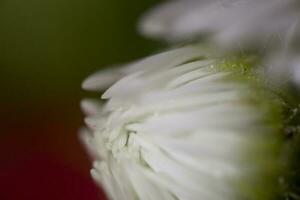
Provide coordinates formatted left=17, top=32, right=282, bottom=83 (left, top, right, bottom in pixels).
left=81, top=46, right=288, bottom=200
left=139, top=0, right=300, bottom=87
left=140, top=0, right=299, bottom=49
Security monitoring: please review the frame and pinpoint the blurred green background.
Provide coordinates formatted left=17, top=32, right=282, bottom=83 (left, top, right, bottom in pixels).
left=0, top=0, right=161, bottom=198
left=1, top=0, right=161, bottom=118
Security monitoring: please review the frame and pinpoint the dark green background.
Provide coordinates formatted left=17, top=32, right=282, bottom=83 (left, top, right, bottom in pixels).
left=0, top=0, right=162, bottom=172
left=0, top=0, right=161, bottom=115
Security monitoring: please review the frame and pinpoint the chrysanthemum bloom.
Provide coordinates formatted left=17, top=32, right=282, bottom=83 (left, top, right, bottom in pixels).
left=140, top=0, right=299, bottom=49
left=139, top=0, right=300, bottom=86
left=81, top=46, right=297, bottom=200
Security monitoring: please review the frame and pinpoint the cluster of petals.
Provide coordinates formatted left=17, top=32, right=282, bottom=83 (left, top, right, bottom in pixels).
left=81, top=46, right=282, bottom=200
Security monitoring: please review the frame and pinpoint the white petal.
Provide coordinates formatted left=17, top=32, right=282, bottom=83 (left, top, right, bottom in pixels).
left=80, top=98, right=103, bottom=116
left=82, top=68, right=123, bottom=91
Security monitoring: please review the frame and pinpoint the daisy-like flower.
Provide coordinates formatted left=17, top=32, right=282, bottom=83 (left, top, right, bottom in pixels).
left=81, top=46, right=290, bottom=200
left=139, top=0, right=300, bottom=86
left=139, top=0, right=299, bottom=50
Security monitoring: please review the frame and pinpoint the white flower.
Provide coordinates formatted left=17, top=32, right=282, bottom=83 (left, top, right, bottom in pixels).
left=139, top=0, right=300, bottom=86
left=140, top=0, right=299, bottom=49
left=81, top=46, right=286, bottom=200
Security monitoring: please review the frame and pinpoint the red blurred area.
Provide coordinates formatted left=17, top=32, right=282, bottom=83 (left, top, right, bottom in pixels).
left=0, top=104, right=107, bottom=200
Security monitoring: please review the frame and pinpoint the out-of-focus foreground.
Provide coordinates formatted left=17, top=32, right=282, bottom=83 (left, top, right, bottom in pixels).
left=0, top=0, right=160, bottom=199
